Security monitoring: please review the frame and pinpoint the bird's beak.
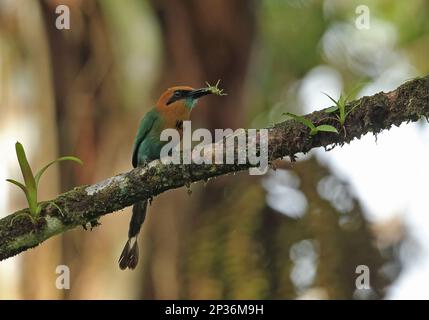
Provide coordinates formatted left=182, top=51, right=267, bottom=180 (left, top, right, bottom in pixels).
left=187, top=88, right=212, bottom=99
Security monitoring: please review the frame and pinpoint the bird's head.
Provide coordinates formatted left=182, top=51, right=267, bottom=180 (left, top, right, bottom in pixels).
left=156, top=86, right=213, bottom=111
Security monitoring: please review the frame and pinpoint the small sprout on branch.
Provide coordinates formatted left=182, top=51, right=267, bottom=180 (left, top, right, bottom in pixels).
left=323, top=85, right=363, bottom=127
left=205, top=79, right=227, bottom=96
left=283, top=112, right=338, bottom=136
left=6, top=142, right=82, bottom=221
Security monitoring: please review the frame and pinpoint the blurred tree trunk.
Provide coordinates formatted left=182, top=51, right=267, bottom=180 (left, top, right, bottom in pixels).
left=141, top=0, right=256, bottom=299
left=40, top=0, right=126, bottom=298
left=0, top=0, right=62, bottom=299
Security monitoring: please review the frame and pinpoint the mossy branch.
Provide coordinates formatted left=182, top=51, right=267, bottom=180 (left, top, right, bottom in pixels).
left=1, top=76, right=429, bottom=261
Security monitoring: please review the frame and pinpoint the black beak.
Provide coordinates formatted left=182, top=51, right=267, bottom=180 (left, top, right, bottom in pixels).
left=187, top=88, right=212, bottom=99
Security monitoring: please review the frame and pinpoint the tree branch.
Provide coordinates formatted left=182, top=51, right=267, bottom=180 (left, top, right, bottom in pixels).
left=1, top=76, right=429, bottom=261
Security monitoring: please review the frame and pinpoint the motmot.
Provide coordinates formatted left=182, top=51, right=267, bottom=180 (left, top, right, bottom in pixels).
left=119, top=85, right=215, bottom=270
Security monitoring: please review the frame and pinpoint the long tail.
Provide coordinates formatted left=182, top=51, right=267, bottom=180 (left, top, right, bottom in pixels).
left=119, top=200, right=148, bottom=270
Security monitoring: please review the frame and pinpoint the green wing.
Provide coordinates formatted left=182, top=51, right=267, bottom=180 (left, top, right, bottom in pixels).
left=132, top=109, right=158, bottom=168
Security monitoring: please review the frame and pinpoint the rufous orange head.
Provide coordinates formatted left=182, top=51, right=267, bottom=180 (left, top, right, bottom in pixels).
left=156, top=86, right=212, bottom=111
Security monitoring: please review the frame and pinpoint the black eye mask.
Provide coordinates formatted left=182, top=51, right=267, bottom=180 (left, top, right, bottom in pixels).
left=166, top=90, right=190, bottom=105
left=166, top=88, right=212, bottom=105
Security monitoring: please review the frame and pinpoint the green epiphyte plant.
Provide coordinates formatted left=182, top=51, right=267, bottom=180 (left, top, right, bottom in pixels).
left=6, top=142, right=82, bottom=219
left=283, top=112, right=338, bottom=136
left=323, top=84, right=364, bottom=127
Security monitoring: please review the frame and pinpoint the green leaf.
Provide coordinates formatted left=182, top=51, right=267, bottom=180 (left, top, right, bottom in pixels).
left=15, top=142, right=36, bottom=193
left=325, top=106, right=339, bottom=113
left=6, top=179, right=37, bottom=216
left=15, top=142, right=38, bottom=215
left=309, top=128, right=318, bottom=136
left=6, top=179, right=27, bottom=194
left=315, top=125, right=339, bottom=134
left=283, top=112, right=315, bottom=130
left=339, top=93, right=347, bottom=104
left=35, top=156, right=83, bottom=187
left=322, top=92, right=341, bottom=107
left=345, top=101, right=360, bottom=118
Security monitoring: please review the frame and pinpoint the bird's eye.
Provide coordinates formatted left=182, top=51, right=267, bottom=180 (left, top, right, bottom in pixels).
left=174, top=91, right=181, bottom=98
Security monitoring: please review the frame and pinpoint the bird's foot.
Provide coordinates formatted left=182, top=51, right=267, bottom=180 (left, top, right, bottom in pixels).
left=182, top=164, right=193, bottom=195
left=82, top=219, right=101, bottom=231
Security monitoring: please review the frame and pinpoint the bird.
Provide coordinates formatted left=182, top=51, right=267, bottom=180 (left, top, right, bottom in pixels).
left=119, top=85, right=214, bottom=270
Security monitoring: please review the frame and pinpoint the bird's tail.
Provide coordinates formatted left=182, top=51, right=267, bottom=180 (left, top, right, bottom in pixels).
left=118, top=200, right=148, bottom=270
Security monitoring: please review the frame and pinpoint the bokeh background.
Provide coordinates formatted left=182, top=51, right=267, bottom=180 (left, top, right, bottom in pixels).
left=1, top=0, right=429, bottom=299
